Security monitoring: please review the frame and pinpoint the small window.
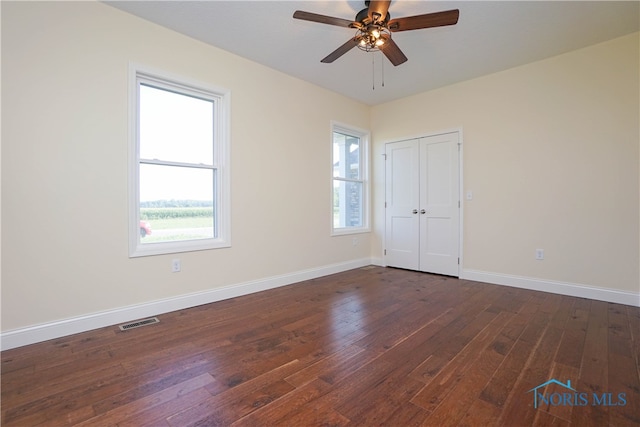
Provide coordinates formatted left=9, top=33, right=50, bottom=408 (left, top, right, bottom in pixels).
left=129, top=66, right=230, bottom=257
left=332, top=123, right=369, bottom=235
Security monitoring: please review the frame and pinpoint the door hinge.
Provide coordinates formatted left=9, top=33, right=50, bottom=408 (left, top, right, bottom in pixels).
left=385, top=201, right=387, bottom=208
left=458, top=200, right=461, bottom=208
left=384, top=249, right=387, bottom=255
left=458, top=257, right=460, bottom=265
left=382, top=153, right=387, bottom=160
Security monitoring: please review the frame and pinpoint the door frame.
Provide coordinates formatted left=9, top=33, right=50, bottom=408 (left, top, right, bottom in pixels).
left=383, top=128, right=464, bottom=276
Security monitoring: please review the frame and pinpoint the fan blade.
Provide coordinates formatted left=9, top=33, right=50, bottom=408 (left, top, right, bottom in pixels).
left=379, top=38, right=408, bottom=66
left=321, top=37, right=359, bottom=63
left=367, top=0, right=391, bottom=23
left=293, top=10, right=358, bottom=28
left=388, top=9, right=459, bottom=32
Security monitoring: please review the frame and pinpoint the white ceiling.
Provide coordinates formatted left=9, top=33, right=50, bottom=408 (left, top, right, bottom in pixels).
left=105, top=1, right=639, bottom=105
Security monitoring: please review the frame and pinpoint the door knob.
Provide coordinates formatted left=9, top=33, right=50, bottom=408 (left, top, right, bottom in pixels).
left=412, top=209, right=418, bottom=214
left=420, top=209, right=426, bottom=214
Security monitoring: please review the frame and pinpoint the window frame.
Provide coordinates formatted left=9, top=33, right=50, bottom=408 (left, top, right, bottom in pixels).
left=331, top=121, right=370, bottom=236
left=129, top=64, right=231, bottom=257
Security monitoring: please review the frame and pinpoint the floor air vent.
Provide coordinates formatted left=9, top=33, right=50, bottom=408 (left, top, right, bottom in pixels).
left=118, top=317, right=160, bottom=331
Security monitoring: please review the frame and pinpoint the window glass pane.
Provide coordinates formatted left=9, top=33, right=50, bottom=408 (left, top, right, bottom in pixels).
left=139, top=164, right=215, bottom=243
left=333, top=180, right=363, bottom=228
left=139, top=84, right=214, bottom=165
left=333, top=132, right=360, bottom=179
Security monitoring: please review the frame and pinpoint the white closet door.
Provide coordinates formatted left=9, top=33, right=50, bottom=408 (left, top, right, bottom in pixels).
left=419, top=133, right=460, bottom=276
left=384, top=139, right=420, bottom=270
left=385, top=132, right=460, bottom=276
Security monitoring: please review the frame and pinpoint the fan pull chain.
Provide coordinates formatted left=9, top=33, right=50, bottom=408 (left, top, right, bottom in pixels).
left=372, top=53, right=375, bottom=90
left=381, top=51, right=385, bottom=87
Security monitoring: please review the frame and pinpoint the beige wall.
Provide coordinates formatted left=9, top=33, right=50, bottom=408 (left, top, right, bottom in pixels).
left=1, top=2, right=371, bottom=332
left=371, top=32, right=639, bottom=294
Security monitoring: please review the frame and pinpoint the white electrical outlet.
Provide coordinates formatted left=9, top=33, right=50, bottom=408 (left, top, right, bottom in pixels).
left=535, top=249, right=544, bottom=260
left=466, top=191, right=473, bottom=201
left=172, top=258, right=181, bottom=272
left=352, top=237, right=359, bottom=246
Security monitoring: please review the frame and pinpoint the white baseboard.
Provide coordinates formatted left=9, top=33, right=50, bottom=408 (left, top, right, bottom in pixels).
left=1, top=258, right=373, bottom=351
left=5, top=262, right=636, bottom=350
left=370, top=256, right=385, bottom=267
left=461, top=269, right=640, bottom=307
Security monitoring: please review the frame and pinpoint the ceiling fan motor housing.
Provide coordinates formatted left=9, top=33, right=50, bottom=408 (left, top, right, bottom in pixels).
left=356, top=7, right=390, bottom=26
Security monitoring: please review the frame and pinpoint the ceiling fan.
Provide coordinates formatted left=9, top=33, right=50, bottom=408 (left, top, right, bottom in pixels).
left=293, top=1, right=459, bottom=66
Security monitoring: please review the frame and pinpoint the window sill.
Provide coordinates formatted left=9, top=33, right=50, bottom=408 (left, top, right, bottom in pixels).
left=129, top=238, right=230, bottom=258
left=331, top=227, right=370, bottom=237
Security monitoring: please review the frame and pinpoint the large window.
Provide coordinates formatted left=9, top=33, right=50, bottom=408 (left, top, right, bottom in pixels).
left=332, top=123, right=369, bottom=235
left=129, top=66, right=230, bottom=257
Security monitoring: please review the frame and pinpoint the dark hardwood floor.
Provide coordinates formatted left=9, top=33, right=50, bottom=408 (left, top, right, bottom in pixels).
left=2, top=266, right=639, bottom=426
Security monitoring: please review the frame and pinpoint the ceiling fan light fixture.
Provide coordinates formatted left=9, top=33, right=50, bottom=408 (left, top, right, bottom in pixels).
left=355, top=26, right=390, bottom=52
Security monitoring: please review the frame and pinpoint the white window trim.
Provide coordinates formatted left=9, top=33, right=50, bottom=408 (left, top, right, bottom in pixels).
left=331, top=121, right=370, bottom=236
left=128, top=64, right=231, bottom=257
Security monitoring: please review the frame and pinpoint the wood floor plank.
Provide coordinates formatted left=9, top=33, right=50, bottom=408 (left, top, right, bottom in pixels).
left=409, top=312, right=496, bottom=384
left=543, top=362, right=580, bottom=422
left=498, top=321, right=565, bottom=425
left=333, top=295, right=507, bottom=423
left=273, top=405, right=351, bottom=427
left=533, top=410, right=570, bottom=426
left=458, top=398, right=502, bottom=427
left=414, top=313, right=516, bottom=425
left=232, top=378, right=333, bottom=426
left=133, top=388, right=211, bottom=427
left=92, top=353, right=219, bottom=416
left=33, top=404, right=97, bottom=427
left=378, top=402, right=431, bottom=427
left=408, top=289, right=508, bottom=385
left=478, top=310, right=548, bottom=408
left=284, top=344, right=365, bottom=388
left=484, top=293, right=565, bottom=417
left=607, top=304, right=640, bottom=426
left=569, top=300, right=610, bottom=427
left=166, top=360, right=301, bottom=427
left=2, top=346, right=116, bottom=404
left=2, top=267, right=638, bottom=426
left=1, top=362, right=129, bottom=426
left=73, top=373, right=215, bottom=427
left=335, top=374, right=426, bottom=426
